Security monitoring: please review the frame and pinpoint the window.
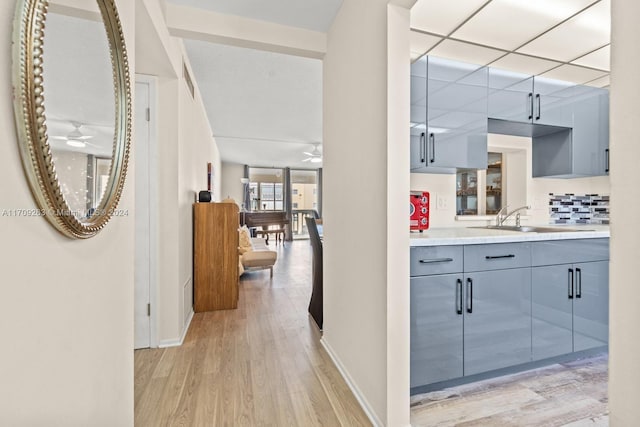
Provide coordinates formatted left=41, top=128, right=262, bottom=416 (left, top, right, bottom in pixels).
left=456, top=152, right=503, bottom=216
left=258, top=183, right=283, bottom=210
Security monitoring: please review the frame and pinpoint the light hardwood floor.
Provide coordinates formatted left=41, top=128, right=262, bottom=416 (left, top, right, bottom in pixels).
left=411, top=354, right=609, bottom=427
left=134, top=240, right=371, bottom=426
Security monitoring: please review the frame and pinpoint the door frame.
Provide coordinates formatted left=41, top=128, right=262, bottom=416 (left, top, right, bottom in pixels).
left=135, top=75, right=159, bottom=348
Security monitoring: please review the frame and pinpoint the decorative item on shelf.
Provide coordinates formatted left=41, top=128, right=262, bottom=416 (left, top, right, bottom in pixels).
left=410, top=191, right=430, bottom=232
left=198, top=162, right=212, bottom=202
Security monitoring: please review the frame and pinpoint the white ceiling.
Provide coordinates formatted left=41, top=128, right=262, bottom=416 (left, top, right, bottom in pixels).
left=184, top=40, right=322, bottom=169
left=410, top=0, right=611, bottom=87
left=169, top=0, right=611, bottom=169
left=165, top=0, right=343, bottom=32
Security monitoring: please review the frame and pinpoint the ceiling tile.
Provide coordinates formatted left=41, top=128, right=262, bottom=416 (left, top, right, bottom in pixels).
left=410, top=31, right=442, bottom=60
left=571, top=45, right=610, bottom=70
left=584, top=74, right=610, bottom=88
left=539, top=64, right=608, bottom=84
left=429, top=39, right=505, bottom=65
left=410, top=0, right=488, bottom=36
left=452, top=0, right=594, bottom=51
left=516, top=0, right=610, bottom=62
left=489, top=53, right=561, bottom=75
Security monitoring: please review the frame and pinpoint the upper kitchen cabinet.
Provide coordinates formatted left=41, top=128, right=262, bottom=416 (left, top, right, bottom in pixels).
left=488, top=69, right=576, bottom=132
left=532, top=87, right=609, bottom=177
left=411, top=55, right=488, bottom=172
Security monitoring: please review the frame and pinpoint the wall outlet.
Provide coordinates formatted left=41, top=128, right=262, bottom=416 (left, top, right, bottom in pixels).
left=436, top=194, right=448, bottom=210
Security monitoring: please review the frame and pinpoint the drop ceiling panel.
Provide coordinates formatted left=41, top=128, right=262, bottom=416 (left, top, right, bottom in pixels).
left=516, top=0, right=610, bottom=62
left=585, top=74, right=610, bottom=88
left=539, top=64, right=608, bottom=84
left=452, top=0, right=595, bottom=51
left=429, top=39, right=505, bottom=65
left=571, top=45, right=610, bottom=70
left=489, top=53, right=561, bottom=75
left=410, top=31, right=442, bottom=60
left=410, top=0, right=488, bottom=36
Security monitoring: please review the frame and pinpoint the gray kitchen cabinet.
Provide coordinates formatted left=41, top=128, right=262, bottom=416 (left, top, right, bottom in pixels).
left=410, top=273, right=464, bottom=387
left=531, top=239, right=609, bottom=360
left=463, top=268, right=532, bottom=376
left=488, top=69, right=576, bottom=129
left=411, top=55, right=488, bottom=172
left=532, top=88, right=609, bottom=178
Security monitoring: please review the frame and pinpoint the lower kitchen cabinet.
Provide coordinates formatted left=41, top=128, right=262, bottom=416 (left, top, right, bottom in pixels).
left=464, top=268, right=532, bottom=376
left=532, top=260, right=609, bottom=360
left=410, top=268, right=532, bottom=387
left=410, top=274, right=463, bottom=387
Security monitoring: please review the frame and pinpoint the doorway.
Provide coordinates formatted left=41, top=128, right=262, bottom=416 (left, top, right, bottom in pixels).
left=134, top=77, right=158, bottom=349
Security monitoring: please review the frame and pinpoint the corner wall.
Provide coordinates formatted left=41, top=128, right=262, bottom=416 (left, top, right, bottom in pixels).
left=0, top=0, right=135, bottom=425
left=609, top=0, right=640, bottom=424
left=323, top=0, right=411, bottom=425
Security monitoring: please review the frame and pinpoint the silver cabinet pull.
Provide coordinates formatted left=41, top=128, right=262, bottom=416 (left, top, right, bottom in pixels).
left=419, top=257, right=454, bottom=264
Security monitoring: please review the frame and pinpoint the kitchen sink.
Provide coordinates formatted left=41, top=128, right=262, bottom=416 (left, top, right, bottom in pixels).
left=473, top=225, right=592, bottom=233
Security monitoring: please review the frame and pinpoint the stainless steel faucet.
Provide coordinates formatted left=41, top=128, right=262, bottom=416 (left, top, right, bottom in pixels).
left=496, top=205, right=530, bottom=227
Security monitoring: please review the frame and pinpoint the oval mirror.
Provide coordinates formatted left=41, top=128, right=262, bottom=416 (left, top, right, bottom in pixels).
left=12, top=0, right=131, bottom=239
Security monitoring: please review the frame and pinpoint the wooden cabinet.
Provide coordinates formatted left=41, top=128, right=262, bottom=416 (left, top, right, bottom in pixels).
left=193, top=203, right=239, bottom=312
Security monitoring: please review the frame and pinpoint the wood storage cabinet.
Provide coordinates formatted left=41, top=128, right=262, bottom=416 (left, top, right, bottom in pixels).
left=193, top=203, right=239, bottom=311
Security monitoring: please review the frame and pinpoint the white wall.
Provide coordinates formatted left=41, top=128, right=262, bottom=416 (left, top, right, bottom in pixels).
left=411, top=133, right=611, bottom=227
left=323, top=1, right=412, bottom=425
left=609, top=0, right=640, bottom=424
left=138, top=0, right=223, bottom=345
left=0, top=0, right=135, bottom=425
left=221, top=161, right=245, bottom=203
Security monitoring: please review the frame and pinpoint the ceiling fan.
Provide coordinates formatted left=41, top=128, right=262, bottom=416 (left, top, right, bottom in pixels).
left=302, top=143, right=322, bottom=163
left=51, top=121, right=95, bottom=148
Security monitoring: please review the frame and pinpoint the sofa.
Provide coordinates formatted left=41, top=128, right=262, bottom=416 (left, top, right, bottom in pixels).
left=238, top=225, right=277, bottom=277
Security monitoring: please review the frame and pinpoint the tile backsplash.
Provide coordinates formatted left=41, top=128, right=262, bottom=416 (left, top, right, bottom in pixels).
left=549, top=193, right=610, bottom=225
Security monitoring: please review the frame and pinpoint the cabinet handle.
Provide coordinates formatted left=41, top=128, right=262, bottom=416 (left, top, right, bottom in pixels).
left=528, top=93, right=533, bottom=120
left=535, top=94, right=541, bottom=120
left=429, top=133, right=435, bottom=163
left=419, top=257, right=453, bottom=264
left=456, top=278, right=463, bottom=315
left=466, top=278, right=473, bottom=314
left=576, top=267, right=582, bottom=299
left=605, top=148, right=610, bottom=173
left=485, top=254, right=515, bottom=260
left=419, top=132, right=426, bottom=163
left=568, top=268, right=574, bottom=299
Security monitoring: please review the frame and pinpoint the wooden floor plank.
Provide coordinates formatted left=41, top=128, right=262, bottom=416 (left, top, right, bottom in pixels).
left=134, top=240, right=371, bottom=426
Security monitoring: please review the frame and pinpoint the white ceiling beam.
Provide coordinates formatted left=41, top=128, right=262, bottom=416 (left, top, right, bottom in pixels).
left=165, top=3, right=326, bottom=59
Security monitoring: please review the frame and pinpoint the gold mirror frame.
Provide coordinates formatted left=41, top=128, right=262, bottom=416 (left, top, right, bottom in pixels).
left=12, top=0, right=131, bottom=239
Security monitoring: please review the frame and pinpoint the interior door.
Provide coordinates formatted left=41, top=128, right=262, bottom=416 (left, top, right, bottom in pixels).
left=134, top=80, right=151, bottom=349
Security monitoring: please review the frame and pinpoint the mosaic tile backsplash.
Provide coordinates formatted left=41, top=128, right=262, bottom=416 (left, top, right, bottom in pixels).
left=549, top=193, right=610, bottom=225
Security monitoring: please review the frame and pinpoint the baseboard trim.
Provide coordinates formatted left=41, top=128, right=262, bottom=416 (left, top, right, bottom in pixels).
left=320, top=337, right=383, bottom=427
left=158, top=309, right=194, bottom=348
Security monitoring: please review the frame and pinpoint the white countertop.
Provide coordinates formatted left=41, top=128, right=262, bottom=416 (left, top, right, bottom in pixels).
left=410, top=224, right=610, bottom=247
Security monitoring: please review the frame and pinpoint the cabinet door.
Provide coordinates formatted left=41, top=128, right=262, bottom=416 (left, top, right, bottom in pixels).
left=532, top=264, right=573, bottom=360
left=427, top=57, right=488, bottom=169
left=410, top=56, right=428, bottom=171
left=488, top=68, right=534, bottom=124
left=571, top=89, right=610, bottom=176
left=532, top=76, right=576, bottom=128
left=573, top=261, right=609, bottom=352
left=463, top=268, right=531, bottom=376
left=411, top=274, right=464, bottom=388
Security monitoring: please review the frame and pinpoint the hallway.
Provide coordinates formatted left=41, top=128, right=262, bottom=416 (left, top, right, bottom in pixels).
left=134, top=240, right=371, bottom=426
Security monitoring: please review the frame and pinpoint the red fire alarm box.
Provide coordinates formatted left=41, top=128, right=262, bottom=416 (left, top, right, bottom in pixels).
left=410, top=192, right=430, bottom=232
